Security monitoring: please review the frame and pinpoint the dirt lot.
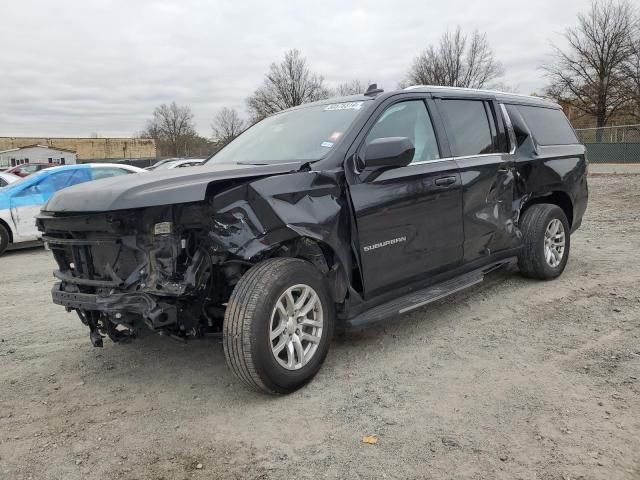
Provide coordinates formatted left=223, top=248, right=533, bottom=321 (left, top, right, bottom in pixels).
left=1, top=175, right=639, bottom=480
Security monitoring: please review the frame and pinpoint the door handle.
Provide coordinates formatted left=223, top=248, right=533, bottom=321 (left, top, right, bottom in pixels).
left=434, top=176, right=456, bottom=186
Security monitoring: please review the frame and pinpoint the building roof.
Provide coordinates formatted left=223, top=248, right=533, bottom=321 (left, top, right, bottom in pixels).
left=0, top=144, right=77, bottom=155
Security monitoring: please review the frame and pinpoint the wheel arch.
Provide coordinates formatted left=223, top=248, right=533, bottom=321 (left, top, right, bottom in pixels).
left=0, top=217, right=14, bottom=243
left=520, top=191, right=574, bottom=228
left=267, top=236, right=350, bottom=305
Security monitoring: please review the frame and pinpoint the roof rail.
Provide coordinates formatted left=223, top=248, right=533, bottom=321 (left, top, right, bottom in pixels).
left=403, top=84, right=551, bottom=102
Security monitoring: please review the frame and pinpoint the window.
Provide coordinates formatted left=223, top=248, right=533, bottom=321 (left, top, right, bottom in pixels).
left=514, top=105, right=578, bottom=145
left=209, top=101, right=367, bottom=165
left=364, top=100, right=440, bottom=163
left=440, top=99, right=495, bottom=157
left=0, top=178, right=7, bottom=187
left=91, top=167, right=132, bottom=180
left=36, top=169, right=92, bottom=193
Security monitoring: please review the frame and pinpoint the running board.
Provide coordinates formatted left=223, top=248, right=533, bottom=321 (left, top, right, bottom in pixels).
left=345, top=259, right=514, bottom=330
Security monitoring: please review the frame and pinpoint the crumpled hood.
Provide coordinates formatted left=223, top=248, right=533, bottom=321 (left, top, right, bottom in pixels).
left=43, top=161, right=303, bottom=213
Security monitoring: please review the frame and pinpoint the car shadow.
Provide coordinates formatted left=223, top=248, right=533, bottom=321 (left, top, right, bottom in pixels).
left=4, top=243, right=44, bottom=256
left=76, top=269, right=517, bottom=399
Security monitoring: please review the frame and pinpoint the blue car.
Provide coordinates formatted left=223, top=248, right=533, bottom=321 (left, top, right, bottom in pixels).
left=0, top=163, right=145, bottom=255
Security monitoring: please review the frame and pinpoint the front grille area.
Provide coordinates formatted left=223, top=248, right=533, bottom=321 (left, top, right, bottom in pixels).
left=45, top=233, right=144, bottom=291
left=37, top=208, right=144, bottom=293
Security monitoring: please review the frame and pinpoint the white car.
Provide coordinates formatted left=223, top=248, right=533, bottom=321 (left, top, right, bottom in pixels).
left=0, top=172, right=21, bottom=187
left=146, top=158, right=205, bottom=170
left=0, top=163, right=145, bottom=255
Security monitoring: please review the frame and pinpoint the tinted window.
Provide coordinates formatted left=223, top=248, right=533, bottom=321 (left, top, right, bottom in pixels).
left=515, top=105, right=578, bottom=145
left=440, top=100, right=495, bottom=156
left=0, top=178, right=6, bottom=187
left=365, top=100, right=440, bottom=163
left=92, top=167, right=131, bottom=180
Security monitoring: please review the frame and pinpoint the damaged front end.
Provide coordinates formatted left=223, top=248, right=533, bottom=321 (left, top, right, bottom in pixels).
left=37, top=202, right=240, bottom=346
left=36, top=169, right=352, bottom=347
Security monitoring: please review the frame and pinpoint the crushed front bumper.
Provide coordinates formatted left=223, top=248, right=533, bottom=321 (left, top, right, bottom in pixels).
left=51, top=282, right=178, bottom=329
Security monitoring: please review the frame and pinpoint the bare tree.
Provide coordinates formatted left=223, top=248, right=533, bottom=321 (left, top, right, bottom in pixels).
left=622, top=37, right=640, bottom=121
left=246, top=49, right=329, bottom=122
left=543, top=0, right=637, bottom=129
left=332, top=79, right=366, bottom=96
left=211, top=107, right=245, bottom=145
left=141, top=102, right=199, bottom=157
left=404, top=27, right=504, bottom=89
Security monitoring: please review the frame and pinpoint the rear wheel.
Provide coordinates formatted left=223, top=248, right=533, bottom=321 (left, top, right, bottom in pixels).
left=518, top=204, right=570, bottom=280
left=0, top=223, right=10, bottom=256
left=223, top=258, right=334, bottom=394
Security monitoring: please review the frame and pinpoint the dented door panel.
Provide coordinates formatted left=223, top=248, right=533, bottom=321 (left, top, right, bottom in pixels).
left=456, top=153, right=519, bottom=263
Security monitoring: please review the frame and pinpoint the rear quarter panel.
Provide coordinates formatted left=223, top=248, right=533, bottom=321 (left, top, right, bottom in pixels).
left=514, top=144, right=588, bottom=230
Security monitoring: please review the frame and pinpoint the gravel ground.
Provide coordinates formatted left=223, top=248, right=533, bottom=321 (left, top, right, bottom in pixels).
left=1, top=176, right=639, bottom=480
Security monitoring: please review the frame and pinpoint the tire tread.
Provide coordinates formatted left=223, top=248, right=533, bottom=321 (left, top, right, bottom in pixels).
left=518, top=203, right=570, bottom=280
left=224, top=258, right=318, bottom=394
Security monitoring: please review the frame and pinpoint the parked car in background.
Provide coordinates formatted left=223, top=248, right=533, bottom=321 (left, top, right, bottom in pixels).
left=144, top=158, right=180, bottom=170
left=0, top=163, right=145, bottom=255
left=0, top=172, right=21, bottom=187
left=5, top=163, right=57, bottom=178
left=145, top=158, right=205, bottom=170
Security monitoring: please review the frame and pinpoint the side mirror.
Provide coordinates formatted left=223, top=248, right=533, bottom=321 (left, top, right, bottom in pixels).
left=362, top=137, right=415, bottom=170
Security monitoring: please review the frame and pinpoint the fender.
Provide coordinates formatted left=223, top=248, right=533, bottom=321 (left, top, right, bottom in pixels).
left=208, top=169, right=353, bottom=296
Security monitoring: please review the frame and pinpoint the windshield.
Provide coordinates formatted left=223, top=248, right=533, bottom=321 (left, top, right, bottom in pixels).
left=207, top=101, right=369, bottom=165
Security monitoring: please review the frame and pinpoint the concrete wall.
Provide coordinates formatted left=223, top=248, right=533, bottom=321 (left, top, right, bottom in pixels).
left=0, top=137, right=156, bottom=161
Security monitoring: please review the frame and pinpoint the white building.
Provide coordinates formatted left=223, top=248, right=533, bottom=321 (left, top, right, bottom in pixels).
left=0, top=144, right=77, bottom=169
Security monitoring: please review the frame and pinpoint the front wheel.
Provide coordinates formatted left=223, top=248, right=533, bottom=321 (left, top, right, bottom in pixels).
left=223, top=258, right=334, bottom=394
left=0, top=223, right=10, bottom=256
left=518, top=204, right=571, bottom=280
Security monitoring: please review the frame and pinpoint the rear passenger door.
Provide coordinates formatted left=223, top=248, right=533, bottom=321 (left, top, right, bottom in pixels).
left=436, top=97, right=517, bottom=264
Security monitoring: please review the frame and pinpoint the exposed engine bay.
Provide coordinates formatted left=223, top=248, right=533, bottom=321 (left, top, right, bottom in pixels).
left=38, top=190, right=347, bottom=347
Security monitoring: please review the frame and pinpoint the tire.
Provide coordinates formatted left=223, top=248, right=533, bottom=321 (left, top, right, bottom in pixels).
left=518, top=204, right=571, bottom=280
left=0, top=223, right=10, bottom=256
left=223, top=258, right=335, bottom=394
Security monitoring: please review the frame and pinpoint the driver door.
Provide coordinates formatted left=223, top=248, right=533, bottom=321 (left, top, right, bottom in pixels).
left=10, top=169, right=92, bottom=239
left=347, top=98, right=464, bottom=298
left=10, top=185, right=49, bottom=240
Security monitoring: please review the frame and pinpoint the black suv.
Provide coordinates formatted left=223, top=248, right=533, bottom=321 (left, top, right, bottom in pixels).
left=37, top=85, right=588, bottom=394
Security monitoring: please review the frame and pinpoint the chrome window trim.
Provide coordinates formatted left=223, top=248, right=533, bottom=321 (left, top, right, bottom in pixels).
left=499, top=103, right=517, bottom=155
left=410, top=153, right=504, bottom=166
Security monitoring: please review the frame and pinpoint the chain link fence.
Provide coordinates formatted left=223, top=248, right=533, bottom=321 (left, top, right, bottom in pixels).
left=575, top=124, right=640, bottom=163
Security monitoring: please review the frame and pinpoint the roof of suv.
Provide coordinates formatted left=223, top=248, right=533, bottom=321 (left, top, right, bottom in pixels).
left=296, top=85, right=560, bottom=111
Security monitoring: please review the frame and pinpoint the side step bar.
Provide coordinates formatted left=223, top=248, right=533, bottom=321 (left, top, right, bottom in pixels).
left=345, top=258, right=515, bottom=329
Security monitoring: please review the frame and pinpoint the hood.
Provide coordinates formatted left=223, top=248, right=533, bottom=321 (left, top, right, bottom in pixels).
left=44, top=161, right=303, bottom=213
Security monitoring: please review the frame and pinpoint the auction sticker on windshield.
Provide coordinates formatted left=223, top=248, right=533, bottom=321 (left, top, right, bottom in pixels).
left=324, top=102, right=363, bottom=111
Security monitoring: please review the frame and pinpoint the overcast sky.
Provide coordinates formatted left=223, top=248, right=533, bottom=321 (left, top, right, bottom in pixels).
left=0, top=0, right=589, bottom=138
